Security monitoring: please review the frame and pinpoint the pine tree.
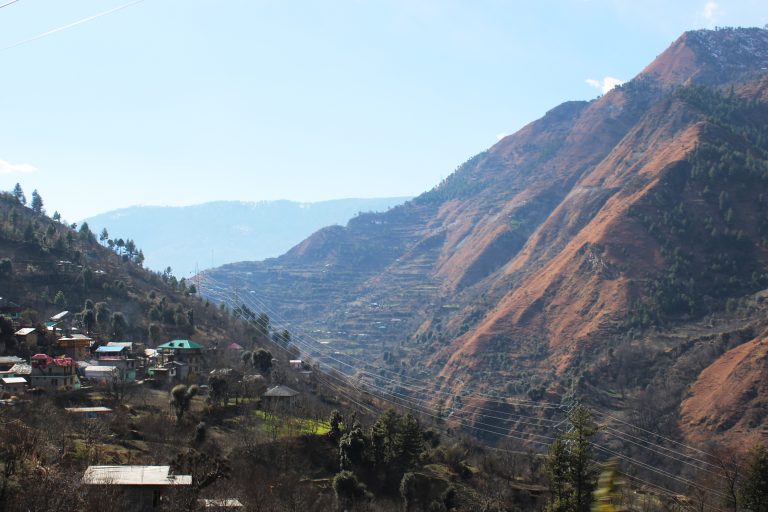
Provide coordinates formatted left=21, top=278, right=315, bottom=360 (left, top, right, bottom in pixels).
left=12, top=183, right=25, bottom=205
left=53, top=290, right=67, bottom=309
left=546, top=438, right=570, bottom=512
left=738, top=445, right=768, bottom=512
left=567, top=406, right=599, bottom=512
left=30, top=190, right=43, bottom=214
left=545, top=405, right=599, bottom=512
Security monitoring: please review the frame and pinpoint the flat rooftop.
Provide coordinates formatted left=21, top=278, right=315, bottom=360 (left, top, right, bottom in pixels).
left=65, top=407, right=113, bottom=413
left=82, top=466, right=192, bottom=486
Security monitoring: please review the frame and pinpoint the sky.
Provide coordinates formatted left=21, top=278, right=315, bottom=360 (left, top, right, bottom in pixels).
left=0, top=0, right=766, bottom=223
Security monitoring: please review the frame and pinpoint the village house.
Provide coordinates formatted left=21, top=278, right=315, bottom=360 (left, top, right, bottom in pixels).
left=58, top=334, right=93, bottom=360
left=83, top=365, right=120, bottom=383
left=82, top=465, right=192, bottom=512
left=147, top=360, right=191, bottom=385
left=30, top=353, right=80, bottom=390
left=156, top=339, right=204, bottom=375
left=2, top=362, right=31, bottom=380
left=94, top=345, right=137, bottom=381
left=0, top=376, right=27, bottom=394
left=14, top=327, right=39, bottom=348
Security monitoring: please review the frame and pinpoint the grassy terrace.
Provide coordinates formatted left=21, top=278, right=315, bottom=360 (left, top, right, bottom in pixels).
left=253, top=410, right=331, bottom=437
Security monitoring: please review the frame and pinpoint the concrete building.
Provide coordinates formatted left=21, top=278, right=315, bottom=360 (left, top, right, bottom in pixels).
left=30, top=354, right=80, bottom=390
left=95, top=345, right=137, bottom=381
left=157, top=340, right=204, bottom=377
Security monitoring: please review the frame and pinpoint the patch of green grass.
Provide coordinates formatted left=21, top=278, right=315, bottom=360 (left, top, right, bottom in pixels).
left=226, top=397, right=257, bottom=406
left=254, top=410, right=331, bottom=437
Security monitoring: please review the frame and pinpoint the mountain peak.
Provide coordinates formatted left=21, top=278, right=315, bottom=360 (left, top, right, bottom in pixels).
left=641, top=26, right=768, bottom=88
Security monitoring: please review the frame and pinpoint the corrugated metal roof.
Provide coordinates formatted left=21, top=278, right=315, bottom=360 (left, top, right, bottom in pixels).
left=84, top=366, right=118, bottom=373
left=1, top=377, right=27, bottom=384
left=82, top=466, right=192, bottom=486
left=50, top=311, right=70, bottom=321
left=157, top=339, right=203, bottom=350
left=9, top=363, right=31, bottom=375
left=263, top=385, right=299, bottom=397
left=60, top=334, right=93, bottom=341
left=95, top=346, right=126, bottom=353
left=65, top=407, right=113, bottom=413
left=15, top=327, right=36, bottom=336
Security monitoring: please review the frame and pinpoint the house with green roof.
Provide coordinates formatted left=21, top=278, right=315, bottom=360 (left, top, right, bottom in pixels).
left=156, top=340, right=204, bottom=378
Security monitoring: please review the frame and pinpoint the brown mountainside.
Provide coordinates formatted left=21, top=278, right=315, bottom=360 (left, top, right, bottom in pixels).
left=204, top=28, right=768, bottom=448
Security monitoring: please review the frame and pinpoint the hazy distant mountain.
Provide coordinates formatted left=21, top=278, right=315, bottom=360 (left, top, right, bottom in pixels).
left=83, top=198, right=410, bottom=275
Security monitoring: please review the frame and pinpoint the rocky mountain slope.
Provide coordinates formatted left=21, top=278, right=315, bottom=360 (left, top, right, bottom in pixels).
left=84, top=197, right=409, bottom=275
left=203, top=28, right=768, bottom=449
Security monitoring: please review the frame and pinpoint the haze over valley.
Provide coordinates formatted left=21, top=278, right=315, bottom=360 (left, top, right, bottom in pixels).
left=1, top=2, right=767, bottom=511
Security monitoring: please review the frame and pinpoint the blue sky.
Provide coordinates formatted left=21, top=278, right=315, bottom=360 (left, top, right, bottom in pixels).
left=0, top=0, right=765, bottom=222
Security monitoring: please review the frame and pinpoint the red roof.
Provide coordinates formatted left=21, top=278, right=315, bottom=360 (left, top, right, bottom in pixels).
left=31, top=354, right=76, bottom=366
left=226, top=342, right=244, bottom=350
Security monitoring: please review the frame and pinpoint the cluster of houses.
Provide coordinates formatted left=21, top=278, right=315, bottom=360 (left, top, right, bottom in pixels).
left=0, top=308, right=310, bottom=403
left=0, top=308, right=236, bottom=397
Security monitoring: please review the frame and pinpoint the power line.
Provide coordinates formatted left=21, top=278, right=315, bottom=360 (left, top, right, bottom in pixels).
left=0, top=0, right=146, bottom=53
left=204, top=275, right=718, bottom=465
left=202, top=274, right=733, bottom=502
left=0, top=0, right=20, bottom=10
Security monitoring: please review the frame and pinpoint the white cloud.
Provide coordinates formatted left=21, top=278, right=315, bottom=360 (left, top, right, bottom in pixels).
left=585, top=78, right=601, bottom=90
left=496, top=133, right=508, bottom=141
left=0, top=159, right=37, bottom=175
left=702, top=0, right=719, bottom=23
left=585, top=76, right=625, bottom=94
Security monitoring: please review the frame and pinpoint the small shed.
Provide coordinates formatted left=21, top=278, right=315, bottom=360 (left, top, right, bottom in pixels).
left=15, top=327, right=39, bottom=347
left=262, top=384, right=300, bottom=410
left=65, top=406, right=113, bottom=418
left=0, top=376, right=27, bottom=394
left=263, top=384, right=299, bottom=398
left=83, top=465, right=191, bottom=512
left=289, top=359, right=303, bottom=370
